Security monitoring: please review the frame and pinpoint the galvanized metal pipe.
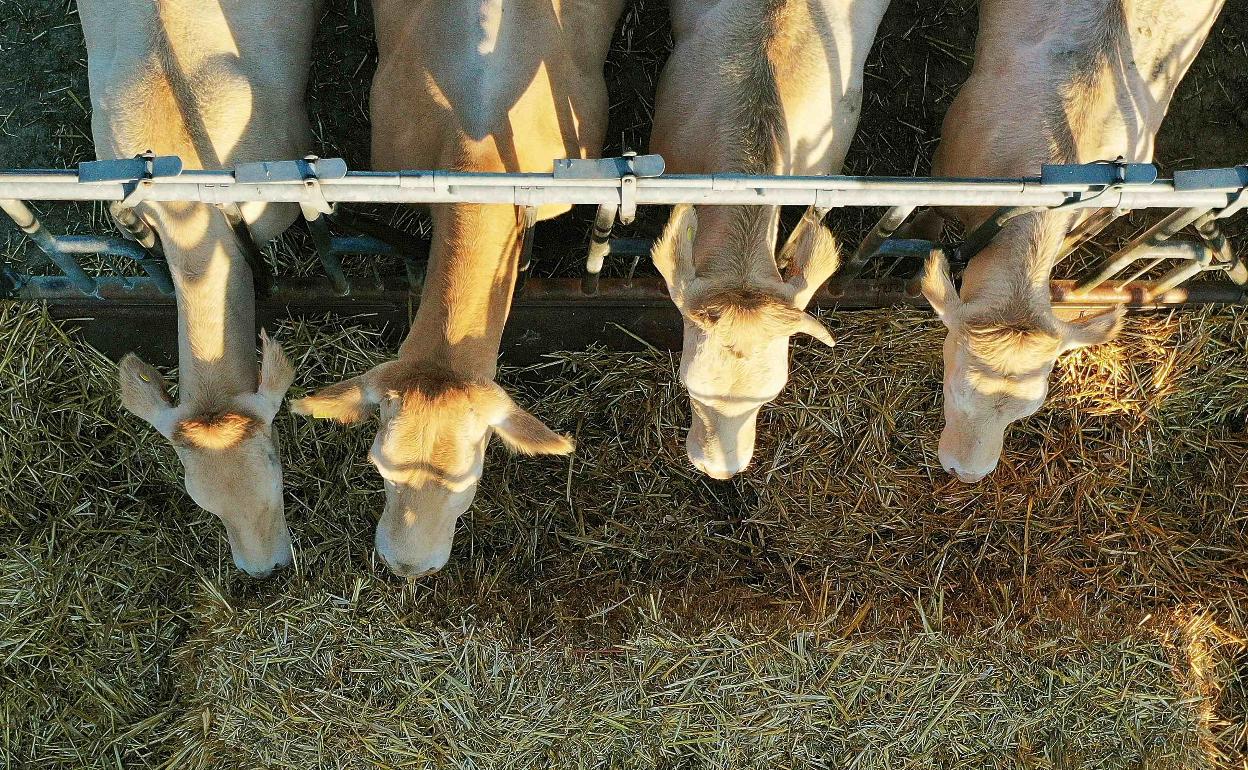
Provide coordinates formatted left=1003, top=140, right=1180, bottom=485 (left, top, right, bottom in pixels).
left=1117, top=242, right=1209, bottom=285
left=1, top=198, right=98, bottom=295
left=1074, top=207, right=1211, bottom=293
left=46, top=235, right=174, bottom=294
left=2, top=168, right=1244, bottom=211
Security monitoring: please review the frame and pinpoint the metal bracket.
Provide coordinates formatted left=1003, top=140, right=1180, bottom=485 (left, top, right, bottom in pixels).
left=1173, top=165, right=1248, bottom=220
left=236, top=156, right=348, bottom=216
left=78, top=151, right=183, bottom=183
left=234, top=156, right=348, bottom=184
left=1039, top=160, right=1158, bottom=188
left=1172, top=165, right=1248, bottom=191
left=554, top=153, right=664, bottom=225
left=619, top=174, right=638, bottom=224
left=552, top=154, right=665, bottom=180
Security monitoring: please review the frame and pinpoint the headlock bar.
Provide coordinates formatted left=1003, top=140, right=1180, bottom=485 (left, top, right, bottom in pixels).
left=3, top=155, right=1248, bottom=315
left=1039, top=160, right=1158, bottom=188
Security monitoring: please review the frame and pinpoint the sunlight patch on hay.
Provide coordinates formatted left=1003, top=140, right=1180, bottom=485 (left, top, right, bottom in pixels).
left=0, top=299, right=1245, bottom=768
left=159, top=596, right=1210, bottom=770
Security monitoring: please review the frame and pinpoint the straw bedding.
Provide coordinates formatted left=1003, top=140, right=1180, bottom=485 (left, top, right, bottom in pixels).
left=1, top=303, right=1244, bottom=767
left=1, top=0, right=1246, bottom=767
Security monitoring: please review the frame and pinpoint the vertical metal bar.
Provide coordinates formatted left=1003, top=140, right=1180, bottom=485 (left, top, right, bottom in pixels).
left=1074, top=207, right=1210, bottom=293
left=301, top=204, right=350, bottom=295
left=105, top=203, right=174, bottom=294
left=218, top=203, right=272, bottom=298
left=1, top=198, right=98, bottom=295
left=583, top=202, right=617, bottom=295
left=827, top=205, right=915, bottom=297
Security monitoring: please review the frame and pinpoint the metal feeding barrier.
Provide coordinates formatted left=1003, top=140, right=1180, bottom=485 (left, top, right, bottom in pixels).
left=1, top=153, right=1246, bottom=360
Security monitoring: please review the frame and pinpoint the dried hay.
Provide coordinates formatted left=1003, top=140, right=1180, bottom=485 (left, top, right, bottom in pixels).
left=0, top=302, right=1244, bottom=767
left=2, top=0, right=1248, bottom=767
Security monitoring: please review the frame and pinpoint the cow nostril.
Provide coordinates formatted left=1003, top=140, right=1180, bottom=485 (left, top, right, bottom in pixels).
left=379, top=552, right=441, bottom=579
left=395, top=564, right=438, bottom=579
left=688, top=453, right=743, bottom=480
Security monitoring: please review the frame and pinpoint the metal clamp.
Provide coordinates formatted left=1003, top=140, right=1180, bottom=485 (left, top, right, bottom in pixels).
left=234, top=156, right=348, bottom=184
left=232, top=156, right=346, bottom=216
left=305, top=156, right=341, bottom=216
left=1039, top=158, right=1158, bottom=188
left=79, top=150, right=184, bottom=208
left=552, top=153, right=665, bottom=180
left=553, top=153, right=665, bottom=225
left=78, top=150, right=183, bottom=184
left=619, top=173, right=638, bottom=224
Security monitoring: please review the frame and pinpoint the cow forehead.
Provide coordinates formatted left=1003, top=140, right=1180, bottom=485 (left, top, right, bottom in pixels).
left=182, top=437, right=282, bottom=508
left=683, top=342, right=789, bottom=406
left=371, top=395, right=491, bottom=471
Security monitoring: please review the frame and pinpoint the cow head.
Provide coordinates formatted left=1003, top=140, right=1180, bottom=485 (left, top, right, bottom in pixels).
left=921, top=252, right=1123, bottom=482
left=291, top=363, right=572, bottom=577
left=119, top=332, right=296, bottom=576
left=653, top=205, right=839, bottom=479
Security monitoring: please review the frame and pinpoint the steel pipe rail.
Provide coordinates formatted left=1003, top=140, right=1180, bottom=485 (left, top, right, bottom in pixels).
left=5, top=156, right=1246, bottom=329
left=2, top=156, right=1246, bottom=211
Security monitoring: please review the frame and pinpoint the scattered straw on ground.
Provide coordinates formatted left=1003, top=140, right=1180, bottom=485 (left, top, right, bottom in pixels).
left=0, top=302, right=1244, bottom=768
left=3, top=0, right=1248, bottom=767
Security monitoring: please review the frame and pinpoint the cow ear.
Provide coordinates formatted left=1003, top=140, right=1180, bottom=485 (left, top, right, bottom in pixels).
left=651, top=205, right=698, bottom=308
left=781, top=208, right=841, bottom=309
left=253, top=330, right=295, bottom=421
left=921, top=250, right=961, bottom=323
left=1060, top=305, right=1125, bottom=352
left=793, top=313, right=835, bottom=348
left=290, top=371, right=380, bottom=424
left=491, top=396, right=574, bottom=456
left=118, top=353, right=178, bottom=439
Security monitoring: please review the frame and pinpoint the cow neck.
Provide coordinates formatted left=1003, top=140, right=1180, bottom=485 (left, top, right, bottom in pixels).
left=158, top=203, right=259, bottom=411
left=398, top=202, right=523, bottom=381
